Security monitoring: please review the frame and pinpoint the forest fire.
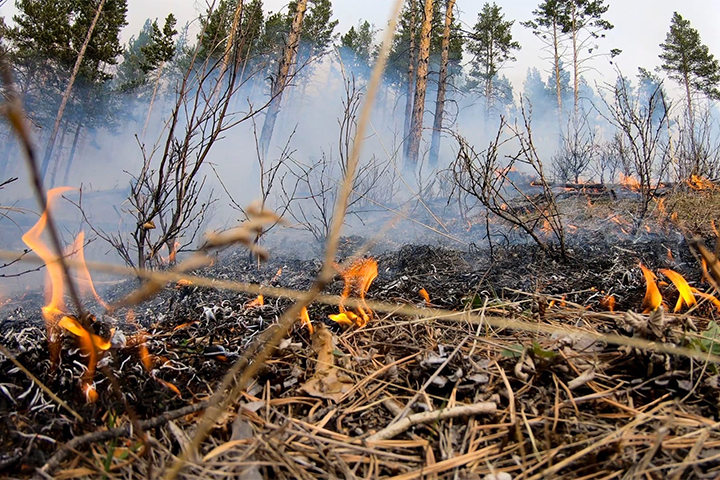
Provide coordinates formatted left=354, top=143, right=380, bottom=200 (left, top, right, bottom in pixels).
left=329, top=258, right=378, bottom=328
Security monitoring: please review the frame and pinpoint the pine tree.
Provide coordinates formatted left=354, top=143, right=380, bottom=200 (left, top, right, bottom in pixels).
left=428, top=0, right=455, bottom=167
left=258, top=0, right=307, bottom=157
left=339, top=20, right=376, bottom=70
left=115, top=19, right=154, bottom=91
left=468, top=2, right=520, bottom=114
left=140, top=13, right=177, bottom=137
left=15, top=0, right=128, bottom=181
left=559, top=0, right=617, bottom=116
left=521, top=1, right=568, bottom=123
left=405, top=0, right=433, bottom=171
left=659, top=12, right=720, bottom=127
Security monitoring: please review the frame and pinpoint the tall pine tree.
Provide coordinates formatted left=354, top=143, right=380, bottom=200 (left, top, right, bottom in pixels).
left=468, top=2, right=520, bottom=114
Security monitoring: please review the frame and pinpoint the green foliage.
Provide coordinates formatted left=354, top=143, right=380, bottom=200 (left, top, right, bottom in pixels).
left=296, top=0, right=338, bottom=57
left=9, top=0, right=127, bottom=129
left=115, top=19, right=153, bottom=91
left=659, top=12, right=720, bottom=100
left=468, top=2, right=521, bottom=85
left=339, top=20, right=376, bottom=69
left=198, top=0, right=240, bottom=58
left=141, top=14, right=177, bottom=73
left=388, top=0, right=463, bottom=84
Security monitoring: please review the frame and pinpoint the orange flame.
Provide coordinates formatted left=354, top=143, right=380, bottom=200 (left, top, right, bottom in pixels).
left=659, top=269, right=697, bottom=313
left=600, top=295, right=616, bottom=312
left=168, top=240, right=180, bottom=264
left=419, top=288, right=430, bottom=305
left=331, top=258, right=378, bottom=328
left=299, top=306, right=313, bottom=334
left=246, top=295, right=264, bottom=308
left=687, top=174, right=715, bottom=191
left=691, top=288, right=720, bottom=312
left=640, top=263, right=662, bottom=313
left=619, top=174, right=641, bottom=192
left=58, top=315, right=111, bottom=403
left=22, top=187, right=74, bottom=367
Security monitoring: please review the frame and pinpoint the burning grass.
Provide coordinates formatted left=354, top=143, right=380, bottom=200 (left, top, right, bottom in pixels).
left=3, top=234, right=720, bottom=478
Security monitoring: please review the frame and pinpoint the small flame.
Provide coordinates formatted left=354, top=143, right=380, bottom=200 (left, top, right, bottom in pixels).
left=659, top=269, right=696, bottom=312
left=619, top=174, right=641, bottom=192
left=419, top=288, right=430, bottom=305
left=600, top=294, right=616, bottom=312
left=640, top=263, right=662, bottom=313
left=58, top=315, right=110, bottom=403
left=271, top=267, right=283, bottom=283
left=22, top=187, right=74, bottom=325
left=329, top=312, right=358, bottom=326
left=169, top=240, right=180, bottom=264
left=687, top=174, right=715, bottom=191
left=331, top=258, right=378, bottom=328
left=246, top=295, right=264, bottom=308
left=299, top=306, right=313, bottom=334
left=667, top=248, right=674, bottom=262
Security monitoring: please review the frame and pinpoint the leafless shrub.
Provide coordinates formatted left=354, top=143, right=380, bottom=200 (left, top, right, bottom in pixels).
left=282, top=73, right=386, bottom=246
left=451, top=101, right=566, bottom=259
left=592, top=133, right=628, bottom=184
left=78, top=15, right=277, bottom=270
left=598, top=73, right=672, bottom=227
left=675, top=103, right=720, bottom=180
left=552, top=114, right=597, bottom=183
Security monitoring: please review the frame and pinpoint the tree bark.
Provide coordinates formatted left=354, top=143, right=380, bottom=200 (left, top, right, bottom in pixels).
left=258, top=0, right=307, bottom=158
left=62, top=122, right=82, bottom=186
left=571, top=3, right=579, bottom=117
left=405, top=0, right=434, bottom=171
left=403, top=0, right=417, bottom=160
left=142, top=61, right=165, bottom=139
left=428, top=0, right=455, bottom=168
left=552, top=18, right=563, bottom=131
left=39, top=0, right=106, bottom=182
left=49, top=118, right=69, bottom=187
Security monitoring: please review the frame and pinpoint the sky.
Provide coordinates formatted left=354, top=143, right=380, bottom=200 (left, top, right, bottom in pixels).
left=3, top=0, right=720, bottom=94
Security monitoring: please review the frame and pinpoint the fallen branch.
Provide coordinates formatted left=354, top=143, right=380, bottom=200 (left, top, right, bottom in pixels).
left=366, top=402, right=497, bottom=442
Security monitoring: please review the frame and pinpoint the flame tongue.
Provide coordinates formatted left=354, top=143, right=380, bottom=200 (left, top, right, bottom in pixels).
left=331, top=258, right=378, bottom=328
left=659, top=269, right=697, bottom=312
left=640, top=263, right=662, bottom=313
left=22, top=187, right=75, bottom=322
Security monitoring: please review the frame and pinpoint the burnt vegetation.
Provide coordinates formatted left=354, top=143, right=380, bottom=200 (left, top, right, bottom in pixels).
left=2, top=1, right=720, bottom=479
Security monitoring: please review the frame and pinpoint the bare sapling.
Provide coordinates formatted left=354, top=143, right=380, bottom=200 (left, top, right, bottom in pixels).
left=451, top=101, right=567, bottom=259
left=598, top=72, right=672, bottom=229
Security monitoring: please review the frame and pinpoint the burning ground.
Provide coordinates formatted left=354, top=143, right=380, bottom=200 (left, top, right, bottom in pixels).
left=3, top=186, right=720, bottom=478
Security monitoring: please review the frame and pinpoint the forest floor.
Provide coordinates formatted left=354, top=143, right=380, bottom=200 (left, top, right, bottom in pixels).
left=2, top=187, right=720, bottom=479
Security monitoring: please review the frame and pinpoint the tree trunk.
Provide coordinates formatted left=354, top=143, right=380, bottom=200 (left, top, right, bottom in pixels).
left=258, top=0, right=307, bottom=158
left=428, top=0, right=455, bottom=168
left=39, top=0, right=106, bottom=182
left=49, top=118, right=70, bottom=187
left=683, top=70, right=698, bottom=173
left=142, top=61, right=165, bottom=139
left=571, top=4, right=579, bottom=117
left=552, top=18, right=563, bottom=130
left=405, top=0, right=434, bottom=171
left=62, top=122, right=82, bottom=186
left=403, top=0, right=417, bottom=160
